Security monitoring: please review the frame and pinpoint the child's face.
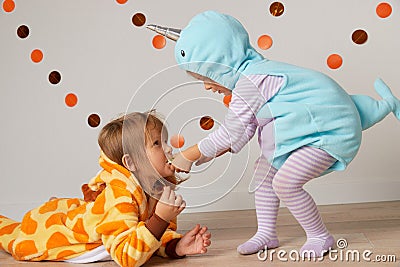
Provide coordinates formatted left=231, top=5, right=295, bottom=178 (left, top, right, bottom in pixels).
left=146, top=127, right=175, bottom=178
left=189, top=72, right=232, bottom=96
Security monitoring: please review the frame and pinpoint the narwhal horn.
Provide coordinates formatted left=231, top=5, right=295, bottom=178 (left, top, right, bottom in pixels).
left=146, top=24, right=181, bottom=41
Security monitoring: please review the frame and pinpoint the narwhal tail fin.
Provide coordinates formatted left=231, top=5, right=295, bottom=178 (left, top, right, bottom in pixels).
left=350, top=78, right=399, bottom=131
left=374, top=78, right=400, bottom=120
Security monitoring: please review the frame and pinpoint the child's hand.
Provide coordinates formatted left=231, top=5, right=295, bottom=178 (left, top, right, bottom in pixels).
left=171, top=152, right=194, bottom=173
left=171, top=145, right=202, bottom=172
left=175, top=224, right=211, bottom=256
left=155, top=186, right=186, bottom=222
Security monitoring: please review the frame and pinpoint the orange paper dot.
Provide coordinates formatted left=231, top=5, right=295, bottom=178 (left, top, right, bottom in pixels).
left=152, top=35, right=166, bottom=49
left=223, top=94, right=232, bottom=108
left=376, top=2, right=392, bottom=18
left=116, top=0, right=127, bottom=4
left=170, top=134, right=185, bottom=148
left=31, top=49, right=43, bottom=63
left=3, top=0, right=15, bottom=13
left=257, top=35, right=273, bottom=50
left=327, top=54, right=343, bottom=69
left=65, top=93, right=78, bottom=107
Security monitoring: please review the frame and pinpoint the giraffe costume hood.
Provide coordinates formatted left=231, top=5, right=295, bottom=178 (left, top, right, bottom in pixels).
left=0, top=152, right=181, bottom=266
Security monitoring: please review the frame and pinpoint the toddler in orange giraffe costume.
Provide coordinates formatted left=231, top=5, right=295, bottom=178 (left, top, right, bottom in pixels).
left=0, top=110, right=211, bottom=267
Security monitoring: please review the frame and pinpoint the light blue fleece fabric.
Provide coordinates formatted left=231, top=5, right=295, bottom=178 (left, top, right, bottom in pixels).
left=246, top=60, right=361, bottom=171
left=175, top=10, right=399, bottom=171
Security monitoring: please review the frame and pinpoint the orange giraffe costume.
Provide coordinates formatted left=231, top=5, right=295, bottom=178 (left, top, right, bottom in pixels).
left=0, top=152, right=182, bottom=266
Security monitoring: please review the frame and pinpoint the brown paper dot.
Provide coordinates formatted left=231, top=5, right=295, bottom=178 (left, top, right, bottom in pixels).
left=352, top=29, right=368, bottom=45
left=17, top=25, right=29, bottom=39
left=88, top=114, right=101, bottom=128
left=48, top=71, right=61, bottom=85
left=132, top=13, right=146, bottom=27
left=269, top=2, right=284, bottom=17
left=200, top=116, right=214, bottom=130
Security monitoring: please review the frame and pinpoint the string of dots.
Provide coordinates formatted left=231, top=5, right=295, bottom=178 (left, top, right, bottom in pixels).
left=3, top=1, right=395, bottom=130
left=259, top=2, right=393, bottom=72
left=3, top=2, right=127, bottom=128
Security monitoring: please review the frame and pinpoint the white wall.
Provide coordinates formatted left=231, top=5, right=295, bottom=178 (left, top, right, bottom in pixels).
left=1, top=0, right=399, bottom=221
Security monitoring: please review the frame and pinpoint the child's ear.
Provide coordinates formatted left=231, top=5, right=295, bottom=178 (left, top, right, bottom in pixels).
left=122, top=154, right=136, bottom=172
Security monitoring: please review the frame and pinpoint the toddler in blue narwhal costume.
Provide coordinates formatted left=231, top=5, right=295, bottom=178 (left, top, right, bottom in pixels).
left=148, top=10, right=400, bottom=257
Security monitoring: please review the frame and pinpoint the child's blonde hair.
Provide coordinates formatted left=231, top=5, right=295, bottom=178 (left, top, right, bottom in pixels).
left=98, top=111, right=177, bottom=193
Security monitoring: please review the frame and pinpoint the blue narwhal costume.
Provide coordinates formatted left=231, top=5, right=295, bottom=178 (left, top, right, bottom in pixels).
left=148, top=10, right=400, bottom=257
left=148, top=10, right=400, bottom=172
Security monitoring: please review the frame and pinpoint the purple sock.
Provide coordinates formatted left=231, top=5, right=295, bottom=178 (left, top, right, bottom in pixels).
left=300, top=235, right=335, bottom=258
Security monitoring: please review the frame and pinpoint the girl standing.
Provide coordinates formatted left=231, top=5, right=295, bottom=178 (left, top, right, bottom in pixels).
left=148, top=11, right=400, bottom=257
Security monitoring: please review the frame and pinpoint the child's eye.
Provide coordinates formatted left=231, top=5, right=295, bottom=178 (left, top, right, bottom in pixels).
left=153, top=140, right=159, bottom=146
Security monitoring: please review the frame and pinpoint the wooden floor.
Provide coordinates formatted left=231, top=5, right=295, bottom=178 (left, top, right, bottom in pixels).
left=1, top=201, right=400, bottom=266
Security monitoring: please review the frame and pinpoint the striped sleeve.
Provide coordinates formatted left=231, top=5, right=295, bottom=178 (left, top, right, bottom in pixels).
left=199, top=75, right=283, bottom=156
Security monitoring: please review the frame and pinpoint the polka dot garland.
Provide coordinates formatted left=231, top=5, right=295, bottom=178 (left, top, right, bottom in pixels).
left=7, top=2, right=393, bottom=128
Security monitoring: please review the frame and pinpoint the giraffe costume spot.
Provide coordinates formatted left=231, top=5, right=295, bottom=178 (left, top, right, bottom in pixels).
left=0, top=152, right=181, bottom=266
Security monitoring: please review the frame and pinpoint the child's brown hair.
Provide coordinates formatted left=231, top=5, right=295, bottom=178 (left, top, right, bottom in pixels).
left=97, top=111, right=177, bottom=192
left=98, top=111, right=164, bottom=165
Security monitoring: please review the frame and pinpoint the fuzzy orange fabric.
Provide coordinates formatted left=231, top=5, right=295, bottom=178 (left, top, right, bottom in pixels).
left=0, top=152, right=182, bottom=266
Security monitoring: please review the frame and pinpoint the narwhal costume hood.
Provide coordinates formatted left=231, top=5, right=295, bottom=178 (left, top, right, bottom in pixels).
left=174, top=11, right=264, bottom=90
